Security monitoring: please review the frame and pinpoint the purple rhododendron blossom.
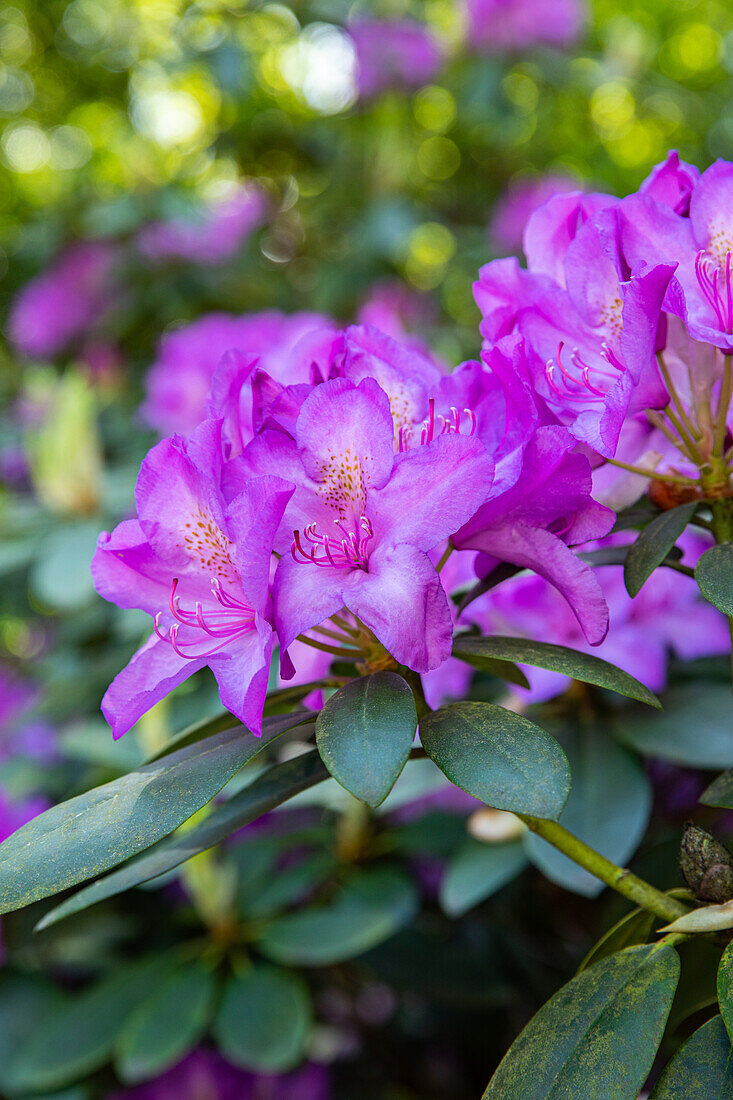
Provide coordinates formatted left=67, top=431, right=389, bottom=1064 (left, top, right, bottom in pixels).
left=468, top=531, right=729, bottom=701
left=8, top=241, right=119, bottom=359
left=92, top=419, right=293, bottom=738
left=137, top=184, right=268, bottom=266
left=236, top=375, right=494, bottom=672
left=464, top=0, right=586, bottom=51
left=349, top=18, right=444, bottom=98
left=141, top=311, right=332, bottom=437
left=106, top=1049, right=330, bottom=1100
left=475, top=191, right=675, bottom=457
left=620, top=158, right=733, bottom=351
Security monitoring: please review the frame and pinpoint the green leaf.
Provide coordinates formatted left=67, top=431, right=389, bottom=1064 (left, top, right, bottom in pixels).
left=624, top=502, right=698, bottom=597
left=483, top=944, right=680, bottom=1100
left=3, top=957, right=170, bottom=1093
left=440, top=838, right=527, bottom=917
left=614, top=683, right=733, bottom=767
left=701, top=763, right=733, bottom=809
left=213, top=966, right=311, bottom=1073
left=420, top=702, right=571, bottom=821
left=450, top=640, right=530, bottom=689
left=578, top=891, right=690, bottom=973
left=695, top=544, right=733, bottom=617
left=719, top=941, right=733, bottom=1044
left=0, top=719, right=299, bottom=916
left=651, top=1016, right=733, bottom=1098
left=37, top=750, right=328, bottom=930
left=0, top=976, right=65, bottom=1093
left=315, top=671, right=417, bottom=807
left=147, top=708, right=311, bottom=762
left=257, top=867, right=418, bottom=965
left=524, top=728, right=652, bottom=897
left=115, top=963, right=217, bottom=1083
left=578, top=908, right=655, bottom=973
left=451, top=636, right=660, bottom=708
left=241, top=852, right=336, bottom=920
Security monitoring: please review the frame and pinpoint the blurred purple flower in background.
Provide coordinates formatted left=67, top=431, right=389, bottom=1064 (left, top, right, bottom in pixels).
left=137, top=184, right=268, bottom=266
left=465, top=0, right=586, bottom=50
left=8, top=241, right=120, bottom=359
left=489, top=174, right=582, bottom=253
left=106, top=1049, right=330, bottom=1100
left=141, top=311, right=332, bottom=436
left=349, top=18, right=445, bottom=98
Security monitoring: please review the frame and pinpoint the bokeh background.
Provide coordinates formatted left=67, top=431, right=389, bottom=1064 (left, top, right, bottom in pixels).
left=1, top=2, right=733, bottom=1098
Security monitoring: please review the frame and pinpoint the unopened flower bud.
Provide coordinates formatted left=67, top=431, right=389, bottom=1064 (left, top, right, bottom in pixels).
left=680, top=823, right=733, bottom=903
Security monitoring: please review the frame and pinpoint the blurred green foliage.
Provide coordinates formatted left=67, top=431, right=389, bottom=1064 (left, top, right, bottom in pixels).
left=1, top=0, right=733, bottom=371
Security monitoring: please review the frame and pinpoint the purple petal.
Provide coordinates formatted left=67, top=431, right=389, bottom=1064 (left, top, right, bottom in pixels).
left=101, top=634, right=205, bottom=739
left=346, top=543, right=453, bottom=671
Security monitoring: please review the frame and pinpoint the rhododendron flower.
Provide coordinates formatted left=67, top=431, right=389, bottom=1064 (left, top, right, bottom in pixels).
left=141, top=311, right=332, bottom=436
left=349, top=18, right=444, bottom=98
left=470, top=533, right=729, bottom=701
left=106, top=1050, right=330, bottom=1100
left=8, top=242, right=119, bottom=359
left=621, top=159, right=733, bottom=351
left=465, top=0, right=585, bottom=51
left=236, top=376, right=494, bottom=672
left=92, top=420, right=293, bottom=738
left=454, top=424, right=614, bottom=644
left=475, top=195, right=675, bottom=457
left=137, top=183, right=268, bottom=266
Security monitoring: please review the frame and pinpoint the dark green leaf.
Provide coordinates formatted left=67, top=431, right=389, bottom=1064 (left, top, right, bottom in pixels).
left=0, top=720, right=294, bottom=915
left=257, top=867, right=418, bottom=965
left=440, top=838, right=527, bottom=916
left=701, top=764, right=733, bottom=809
left=695, top=544, right=733, bottom=617
left=578, top=891, right=689, bottom=973
left=524, top=728, right=652, bottom=896
left=457, top=562, right=523, bottom=614
left=420, top=702, right=570, bottom=821
left=37, top=750, right=328, bottom=930
left=241, top=852, right=336, bottom=920
left=147, top=708, right=311, bottom=762
left=651, top=1016, right=733, bottom=1098
left=4, top=957, right=170, bottom=1093
left=615, top=684, right=733, bottom=767
left=213, top=966, right=311, bottom=1073
left=578, top=909, right=655, bottom=973
left=0, top=976, right=65, bottom=1093
left=115, top=963, right=217, bottom=1083
left=483, top=944, right=680, bottom=1099
left=450, top=640, right=530, bottom=689
left=315, top=671, right=417, bottom=807
left=718, top=941, right=733, bottom=1044
left=624, top=502, right=698, bottom=597
left=451, top=636, right=660, bottom=708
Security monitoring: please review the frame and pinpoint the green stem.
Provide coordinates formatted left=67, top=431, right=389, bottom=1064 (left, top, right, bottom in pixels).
left=656, top=351, right=702, bottom=441
left=605, top=456, right=698, bottom=488
left=714, top=355, right=733, bottom=457
left=297, top=635, right=362, bottom=658
left=518, top=816, right=689, bottom=923
left=435, top=543, right=454, bottom=573
left=403, top=668, right=430, bottom=721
